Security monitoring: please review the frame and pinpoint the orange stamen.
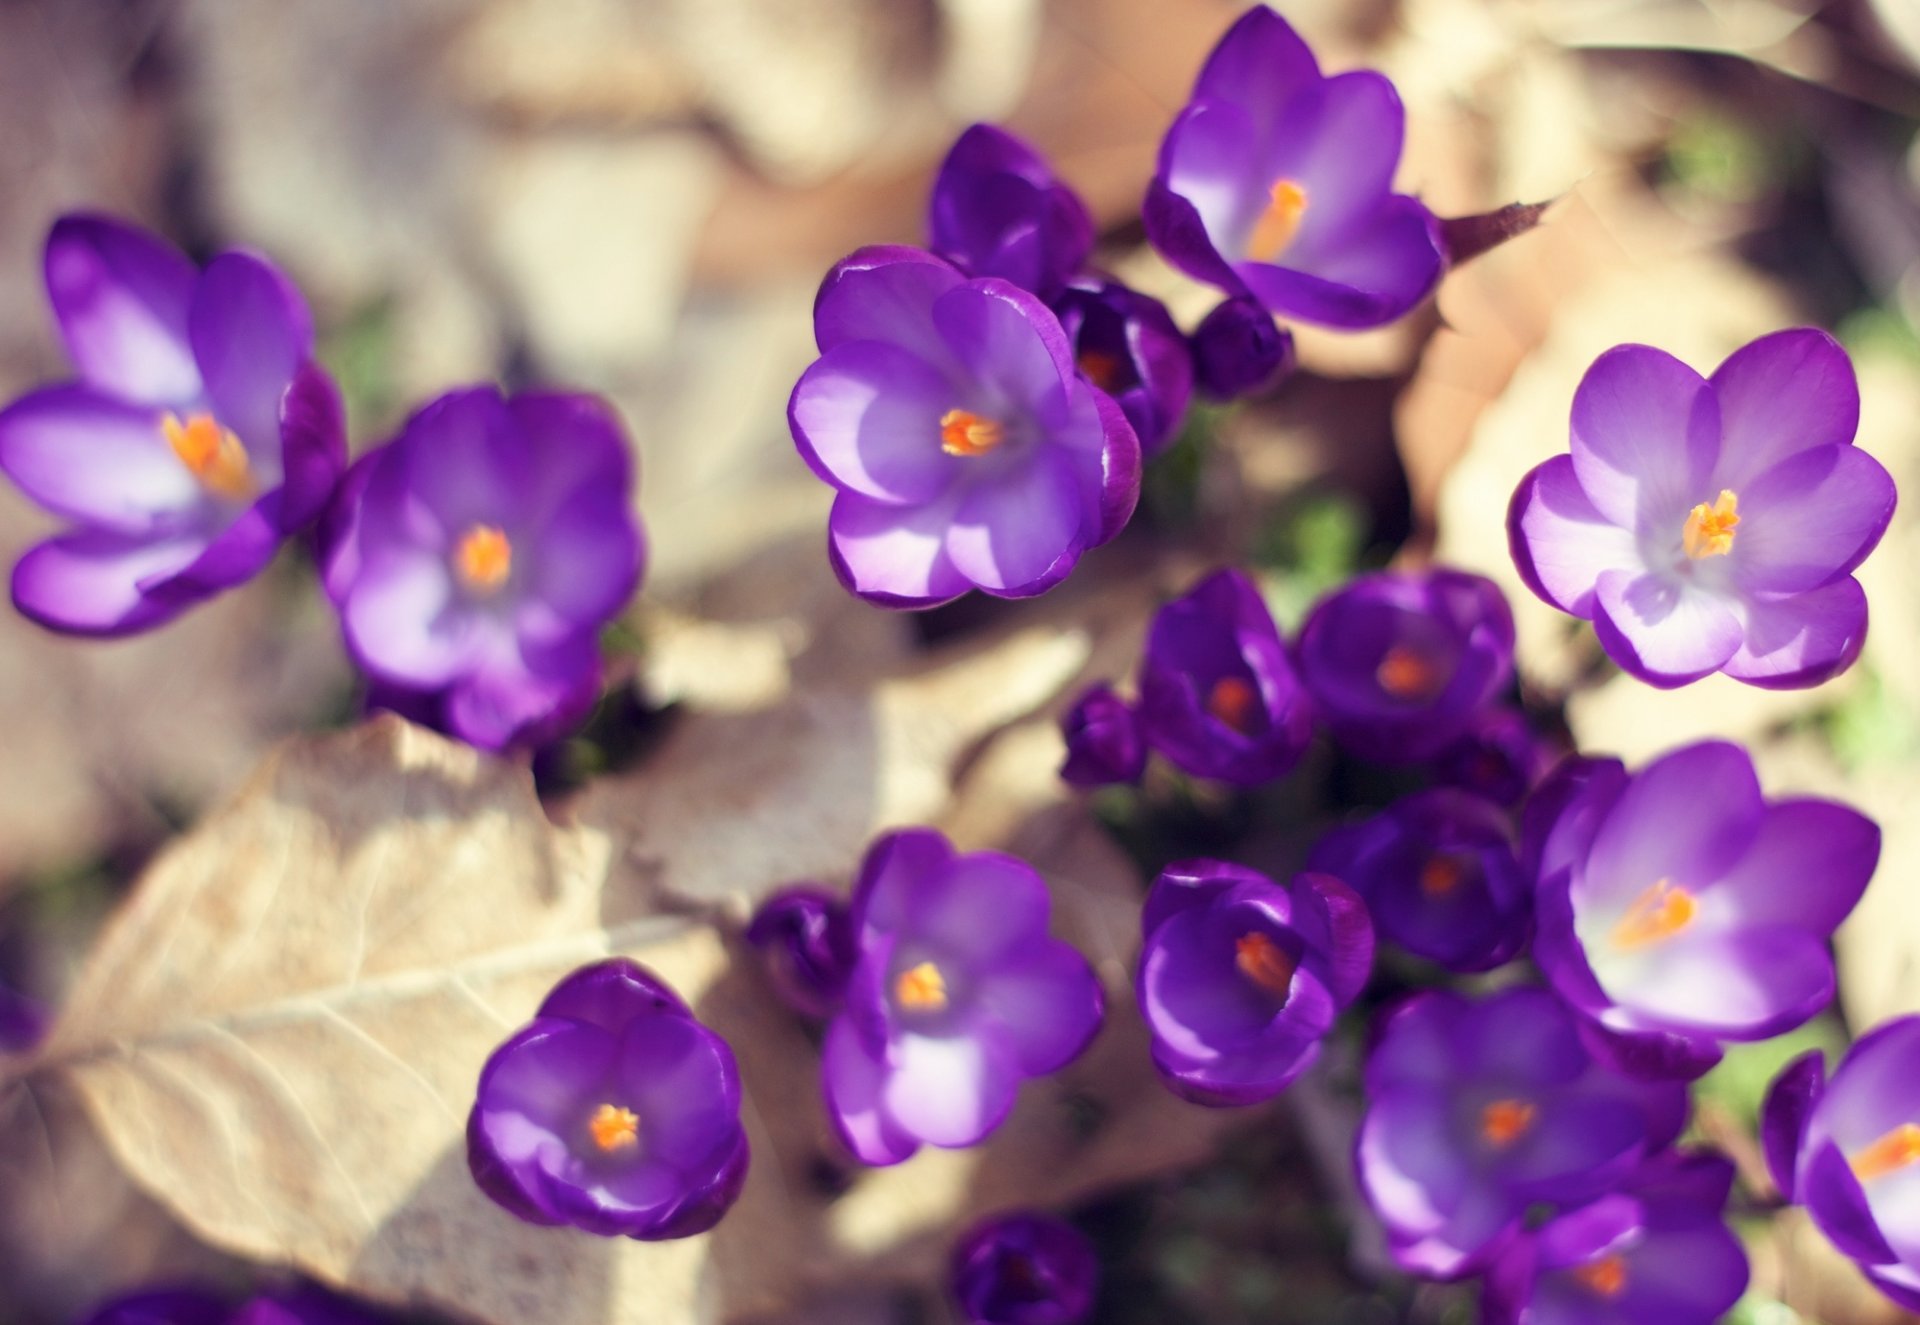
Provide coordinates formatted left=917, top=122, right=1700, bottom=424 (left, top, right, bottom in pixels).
left=894, top=960, right=948, bottom=1012
left=1480, top=1098, right=1536, bottom=1148
left=1376, top=645, right=1444, bottom=702
left=1205, top=676, right=1261, bottom=734
left=1234, top=932, right=1296, bottom=997
left=1571, top=1255, right=1628, bottom=1298
left=588, top=1103, right=640, bottom=1152
left=1610, top=881, right=1697, bottom=951
left=1851, top=1123, right=1920, bottom=1183
left=1419, top=856, right=1467, bottom=898
left=455, top=525, right=513, bottom=592
left=162, top=411, right=255, bottom=501
left=1682, top=489, right=1740, bottom=559
left=940, top=408, right=1005, bottom=457
left=1247, top=179, right=1310, bottom=263
left=1077, top=350, right=1127, bottom=392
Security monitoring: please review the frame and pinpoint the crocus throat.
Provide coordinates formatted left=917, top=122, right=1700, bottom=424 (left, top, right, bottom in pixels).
left=1683, top=489, right=1740, bottom=559
left=1419, top=855, right=1466, bottom=898
left=1205, top=675, right=1261, bottom=734
left=1571, top=1255, right=1628, bottom=1298
left=589, top=1103, right=640, bottom=1153
left=1247, top=179, right=1309, bottom=263
left=455, top=525, right=513, bottom=592
left=894, top=960, right=948, bottom=1012
left=1233, top=932, right=1296, bottom=998
left=1850, top=1123, right=1920, bottom=1182
left=940, top=409, right=1005, bottom=457
left=1077, top=350, right=1127, bottom=393
left=1480, top=1098, right=1536, bottom=1148
left=1376, top=645, right=1443, bottom=702
left=1610, top=881, right=1697, bottom=951
left=162, top=412, right=255, bottom=501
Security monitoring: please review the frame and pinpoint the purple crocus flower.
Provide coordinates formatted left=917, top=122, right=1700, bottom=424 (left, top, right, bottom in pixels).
left=1057, top=682, right=1146, bottom=787
left=1136, top=568, right=1314, bottom=786
left=1296, top=568, right=1515, bottom=765
left=467, top=958, right=748, bottom=1239
left=1357, top=987, right=1689, bottom=1278
left=1308, top=788, right=1529, bottom=973
left=1189, top=296, right=1295, bottom=400
left=1763, top=1015, right=1920, bottom=1312
left=321, top=386, right=644, bottom=752
left=1144, top=6, right=1445, bottom=329
left=928, top=124, right=1094, bottom=301
left=949, top=1212, right=1099, bottom=1325
left=0, top=213, right=344, bottom=636
left=81, top=1291, right=230, bottom=1325
left=1433, top=706, right=1552, bottom=807
left=821, top=828, right=1103, bottom=1166
left=1508, top=329, right=1895, bottom=688
left=789, top=247, right=1140, bottom=607
left=1529, top=741, right=1877, bottom=1080
left=1481, top=1152, right=1749, bottom=1325
left=746, top=885, right=858, bottom=1019
left=1137, top=862, right=1372, bottom=1106
left=1051, top=279, right=1192, bottom=455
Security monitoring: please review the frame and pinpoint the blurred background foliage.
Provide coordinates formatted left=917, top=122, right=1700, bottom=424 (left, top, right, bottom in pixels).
left=0, top=0, right=1918, bottom=1322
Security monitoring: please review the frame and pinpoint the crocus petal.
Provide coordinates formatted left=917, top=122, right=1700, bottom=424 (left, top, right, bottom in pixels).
left=445, top=633, right=602, bottom=754
left=901, top=852, right=1052, bottom=961
left=827, top=488, right=968, bottom=608
left=1723, top=575, right=1868, bottom=689
left=189, top=250, right=313, bottom=458
left=43, top=213, right=200, bottom=404
left=821, top=1017, right=921, bottom=1166
left=401, top=387, right=535, bottom=536
left=275, top=362, right=348, bottom=531
left=11, top=527, right=208, bottom=636
left=854, top=827, right=962, bottom=940
left=1190, top=4, right=1321, bottom=129
left=1801, top=1142, right=1900, bottom=1264
left=1592, top=568, right=1742, bottom=687
left=1269, top=72, right=1406, bottom=251
left=1583, top=741, right=1761, bottom=908
left=881, top=1031, right=1019, bottom=1150
left=1710, top=327, right=1860, bottom=488
left=526, top=485, right=645, bottom=633
left=1760, top=1050, right=1824, bottom=1200
left=945, top=446, right=1085, bottom=595
left=341, top=549, right=472, bottom=687
left=1236, top=195, right=1444, bottom=329
left=1507, top=454, right=1639, bottom=618
left=1160, top=98, right=1269, bottom=264
left=1732, top=444, right=1896, bottom=595
left=933, top=279, right=1075, bottom=421
left=814, top=245, right=966, bottom=365
left=0, top=384, right=204, bottom=533
left=974, top=942, right=1104, bottom=1076
left=1714, top=799, right=1878, bottom=935
left=1609, top=926, right=1833, bottom=1040
left=789, top=339, right=963, bottom=504
left=1570, top=345, right=1720, bottom=531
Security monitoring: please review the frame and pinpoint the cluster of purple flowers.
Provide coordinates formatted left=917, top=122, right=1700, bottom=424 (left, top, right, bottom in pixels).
left=786, top=4, right=1455, bottom=608
left=13, top=6, right=1909, bottom=1325
left=0, top=215, right=645, bottom=753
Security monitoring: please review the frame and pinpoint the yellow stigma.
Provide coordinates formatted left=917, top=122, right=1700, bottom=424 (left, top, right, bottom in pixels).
left=588, top=1103, right=640, bottom=1153
left=1683, top=489, right=1740, bottom=559
left=1077, top=350, right=1127, bottom=393
left=940, top=408, right=1005, bottom=457
left=1234, top=932, right=1296, bottom=997
left=1571, top=1255, right=1628, bottom=1298
left=1610, top=881, right=1697, bottom=951
left=1419, top=856, right=1466, bottom=899
left=1480, top=1098, right=1537, bottom=1148
left=894, top=960, right=948, bottom=1012
left=1205, top=675, right=1260, bottom=734
left=162, top=411, right=255, bottom=501
left=455, top=525, right=513, bottom=592
left=1851, top=1123, right=1920, bottom=1183
left=1376, top=645, right=1444, bottom=702
left=1247, top=179, right=1310, bottom=263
